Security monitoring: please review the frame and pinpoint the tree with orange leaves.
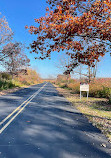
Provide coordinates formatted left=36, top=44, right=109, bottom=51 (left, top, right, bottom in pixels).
left=26, top=0, right=111, bottom=74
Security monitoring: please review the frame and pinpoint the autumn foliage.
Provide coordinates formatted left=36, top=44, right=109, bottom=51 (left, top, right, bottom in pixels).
left=0, top=69, right=41, bottom=90
left=0, top=12, right=42, bottom=90
left=0, top=13, right=13, bottom=45
left=1, top=42, right=30, bottom=77
left=56, top=77, right=111, bottom=99
left=14, top=68, right=41, bottom=86
left=26, top=0, right=111, bottom=73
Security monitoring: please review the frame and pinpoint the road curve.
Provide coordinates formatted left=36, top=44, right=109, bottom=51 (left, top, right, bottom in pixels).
left=0, top=82, right=111, bottom=158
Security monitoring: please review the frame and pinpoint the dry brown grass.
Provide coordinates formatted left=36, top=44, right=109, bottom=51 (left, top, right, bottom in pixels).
left=54, top=84, right=111, bottom=143
left=56, top=78, right=111, bottom=99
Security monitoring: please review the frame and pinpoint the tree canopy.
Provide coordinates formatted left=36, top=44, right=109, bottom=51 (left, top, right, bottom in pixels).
left=26, top=0, right=111, bottom=74
left=1, top=42, right=30, bottom=77
left=0, top=13, right=13, bottom=45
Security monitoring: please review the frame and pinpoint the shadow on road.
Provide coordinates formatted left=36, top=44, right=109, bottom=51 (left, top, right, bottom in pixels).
left=0, top=83, right=111, bottom=158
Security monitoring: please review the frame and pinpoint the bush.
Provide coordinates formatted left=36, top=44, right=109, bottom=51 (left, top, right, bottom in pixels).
left=60, top=83, right=68, bottom=88
left=68, top=79, right=75, bottom=83
left=0, top=72, right=12, bottom=80
left=0, top=69, right=41, bottom=91
left=99, top=87, right=111, bottom=98
left=60, top=84, right=72, bottom=90
left=56, top=78, right=111, bottom=100
left=109, top=97, right=111, bottom=104
left=0, top=80, right=16, bottom=90
left=68, top=82, right=80, bottom=93
left=15, top=68, right=41, bottom=86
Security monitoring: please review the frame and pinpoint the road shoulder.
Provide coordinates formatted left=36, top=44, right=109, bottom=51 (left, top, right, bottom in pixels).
left=53, top=84, right=111, bottom=144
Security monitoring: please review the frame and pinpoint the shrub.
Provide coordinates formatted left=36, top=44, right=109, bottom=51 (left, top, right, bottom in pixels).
left=15, top=68, right=41, bottom=86
left=109, top=97, right=111, bottom=104
left=68, top=82, right=80, bottom=93
left=2, top=73, right=12, bottom=80
left=56, top=77, right=111, bottom=99
left=0, top=68, right=41, bottom=90
left=0, top=80, right=16, bottom=90
left=0, top=72, right=12, bottom=80
left=89, top=79, right=111, bottom=99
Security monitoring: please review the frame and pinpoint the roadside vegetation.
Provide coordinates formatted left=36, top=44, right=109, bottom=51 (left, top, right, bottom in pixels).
left=13, top=69, right=41, bottom=87
left=67, top=97, right=111, bottom=143
left=54, top=77, right=111, bottom=142
left=0, top=14, right=42, bottom=93
left=56, top=78, right=111, bottom=103
left=0, top=69, right=42, bottom=91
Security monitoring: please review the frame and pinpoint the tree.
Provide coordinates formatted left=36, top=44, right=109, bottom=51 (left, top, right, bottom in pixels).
left=16, top=68, right=41, bottom=85
left=26, top=0, right=111, bottom=73
left=57, top=53, right=98, bottom=83
left=0, top=13, right=13, bottom=61
left=1, top=42, right=30, bottom=78
left=0, top=13, right=13, bottom=45
left=55, top=53, right=71, bottom=72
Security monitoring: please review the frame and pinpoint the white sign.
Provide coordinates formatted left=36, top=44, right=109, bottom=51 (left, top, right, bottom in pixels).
left=80, top=84, right=89, bottom=92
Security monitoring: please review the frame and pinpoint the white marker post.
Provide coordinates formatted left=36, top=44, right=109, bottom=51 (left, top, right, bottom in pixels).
left=80, top=83, right=89, bottom=100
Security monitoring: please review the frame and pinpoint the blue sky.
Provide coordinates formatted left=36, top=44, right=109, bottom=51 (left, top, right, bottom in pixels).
left=0, top=0, right=111, bottom=78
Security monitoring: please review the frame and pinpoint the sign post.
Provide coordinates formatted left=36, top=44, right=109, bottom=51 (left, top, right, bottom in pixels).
left=80, top=83, right=89, bottom=100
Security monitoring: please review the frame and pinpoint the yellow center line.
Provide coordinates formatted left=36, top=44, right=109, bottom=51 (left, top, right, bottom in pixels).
left=0, top=95, right=34, bottom=126
left=0, top=82, right=47, bottom=134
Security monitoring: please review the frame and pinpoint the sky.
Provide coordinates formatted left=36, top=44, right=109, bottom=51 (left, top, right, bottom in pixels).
left=0, top=0, right=111, bottom=79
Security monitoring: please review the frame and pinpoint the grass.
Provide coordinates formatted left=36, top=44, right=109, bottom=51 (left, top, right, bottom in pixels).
left=67, top=97, right=111, bottom=118
left=55, top=84, right=111, bottom=143
left=56, top=78, right=111, bottom=100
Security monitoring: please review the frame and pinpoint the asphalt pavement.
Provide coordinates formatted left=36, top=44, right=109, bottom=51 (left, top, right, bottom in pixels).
left=0, top=82, right=111, bottom=158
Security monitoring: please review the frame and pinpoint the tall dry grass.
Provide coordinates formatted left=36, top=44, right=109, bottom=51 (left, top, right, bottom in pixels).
left=56, top=78, right=111, bottom=100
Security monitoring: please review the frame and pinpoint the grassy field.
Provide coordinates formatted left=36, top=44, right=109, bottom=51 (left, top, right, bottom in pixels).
left=54, top=84, right=111, bottom=143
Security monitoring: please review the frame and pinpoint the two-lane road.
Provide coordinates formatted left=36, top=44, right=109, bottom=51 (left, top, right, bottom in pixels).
left=0, top=82, right=111, bottom=158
